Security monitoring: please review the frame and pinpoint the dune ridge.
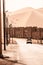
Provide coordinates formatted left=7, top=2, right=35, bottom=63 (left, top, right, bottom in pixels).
left=6, top=7, right=43, bottom=27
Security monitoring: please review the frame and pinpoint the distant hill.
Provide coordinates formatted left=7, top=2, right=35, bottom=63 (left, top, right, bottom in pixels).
left=6, top=7, right=43, bottom=27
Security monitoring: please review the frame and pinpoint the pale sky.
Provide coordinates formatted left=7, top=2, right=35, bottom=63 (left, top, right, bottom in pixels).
left=5, top=0, right=43, bottom=11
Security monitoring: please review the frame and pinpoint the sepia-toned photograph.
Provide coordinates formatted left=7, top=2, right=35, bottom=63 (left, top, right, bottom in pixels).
left=0, top=0, right=43, bottom=65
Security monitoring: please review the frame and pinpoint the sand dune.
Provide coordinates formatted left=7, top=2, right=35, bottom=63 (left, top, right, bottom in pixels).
left=37, top=8, right=43, bottom=14
left=26, top=10, right=43, bottom=27
left=7, top=7, right=34, bottom=15
left=6, top=7, right=43, bottom=27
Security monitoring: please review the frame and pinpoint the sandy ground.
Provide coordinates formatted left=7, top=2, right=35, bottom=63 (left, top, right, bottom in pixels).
left=2, top=38, right=43, bottom=65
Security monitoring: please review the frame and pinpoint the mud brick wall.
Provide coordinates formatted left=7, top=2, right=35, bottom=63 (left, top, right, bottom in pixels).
left=9, top=28, right=13, bottom=37
left=7, top=27, right=43, bottom=40
left=40, top=28, right=43, bottom=39
left=41, top=32, right=43, bottom=39
left=32, top=27, right=40, bottom=39
left=14, top=27, right=24, bottom=38
left=23, top=27, right=32, bottom=38
left=6, top=28, right=14, bottom=37
left=12, top=28, right=15, bottom=37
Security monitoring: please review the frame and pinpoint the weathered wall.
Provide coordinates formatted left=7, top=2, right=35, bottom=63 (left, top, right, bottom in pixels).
left=14, top=27, right=24, bottom=38
left=32, top=27, right=40, bottom=39
left=23, top=27, right=32, bottom=38
left=8, top=27, right=43, bottom=40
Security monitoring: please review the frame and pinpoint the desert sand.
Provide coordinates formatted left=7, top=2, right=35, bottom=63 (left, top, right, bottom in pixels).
left=6, top=7, right=43, bottom=27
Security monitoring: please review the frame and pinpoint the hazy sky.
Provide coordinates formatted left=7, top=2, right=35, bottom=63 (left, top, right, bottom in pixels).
left=5, top=0, right=43, bottom=11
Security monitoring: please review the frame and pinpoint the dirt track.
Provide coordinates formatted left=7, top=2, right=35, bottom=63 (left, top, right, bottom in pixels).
left=2, top=38, right=43, bottom=65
